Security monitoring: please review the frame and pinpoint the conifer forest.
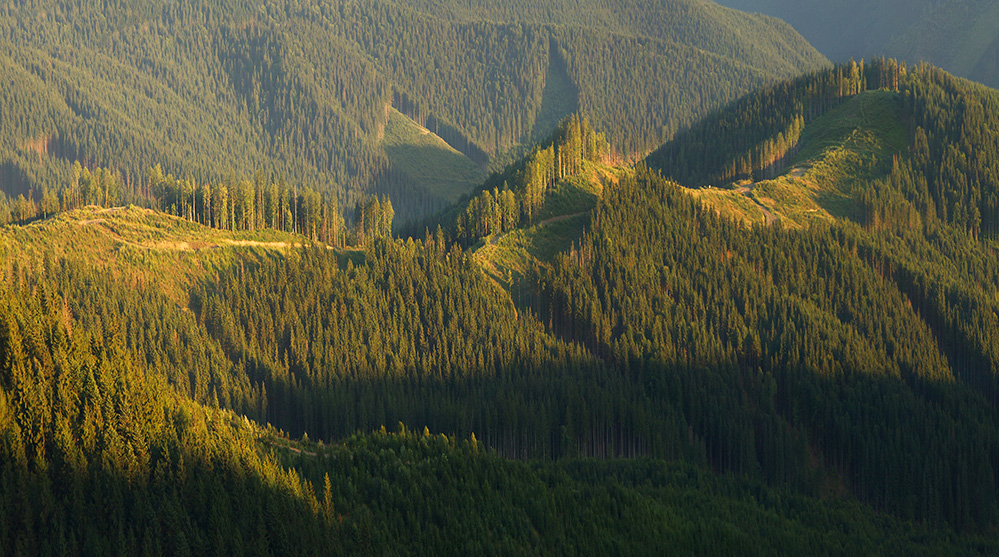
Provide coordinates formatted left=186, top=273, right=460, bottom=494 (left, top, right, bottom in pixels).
left=2, top=0, right=999, bottom=554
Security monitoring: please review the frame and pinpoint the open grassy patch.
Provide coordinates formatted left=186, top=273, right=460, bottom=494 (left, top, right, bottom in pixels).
left=473, top=161, right=625, bottom=306
left=688, top=186, right=769, bottom=226
left=0, top=205, right=321, bottom=307
left=750, top=177, right=834, bottom=225
left=474, top=212, right=591, bottom=308
left=685, top=91, right=908, bottom=228
left=795, top=90, right=908, bottom=164
left=381, top=108, right=487, bottom=205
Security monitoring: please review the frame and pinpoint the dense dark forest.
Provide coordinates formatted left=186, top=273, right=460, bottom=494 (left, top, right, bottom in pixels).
left=566, top=61, right=999, bottom=530
left=2, top=212, right=997, bottom=550
left=3, top=0, right=999, bottom=551
left=1, top=280, right=987, bottom=554
left=543, top=166, right=999, bottom=529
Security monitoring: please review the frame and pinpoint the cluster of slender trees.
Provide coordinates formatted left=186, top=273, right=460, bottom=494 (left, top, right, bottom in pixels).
left=0, top=163, right=129, bottom=225
left=146, top=164, right=346, bottom=245
left=452, top=115, right=609, bottom=241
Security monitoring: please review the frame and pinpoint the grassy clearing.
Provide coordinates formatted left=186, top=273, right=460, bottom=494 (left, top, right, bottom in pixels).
left=381, top=108, right=486, bottom=204
left=688, top=186, right=769, bottom=226
left=794, top=90, right=908, bottom=163
left=474, top=213, right=591, bottom=308
left=473, top=161, right=625, bottom=306
left=687, top=90, right=908, bottom=228
left=0, top=205, right=320, bottom=306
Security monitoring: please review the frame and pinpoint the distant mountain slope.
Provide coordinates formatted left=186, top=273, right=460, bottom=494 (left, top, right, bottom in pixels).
left=390, top=0, right=825, bottom=77
left=885, top=0, right=999, bottom=88
left=0, top=0, right=826, bottom=225
left=716, top=0, right=999, bottom=88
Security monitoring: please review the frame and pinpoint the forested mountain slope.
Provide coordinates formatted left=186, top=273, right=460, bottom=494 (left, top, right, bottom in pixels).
left=1, top=204, right=994, bottom=553
left=618, top=61, right=999, bottom=530
left=716, top=0, right=999, bottom=88
left=0, top=0, right=825, bottom=226
left=885, top=0, right=999, bottom=89
left=396, top=0, right=822, bottom=77
left=4, top=11, right=999, bottom=545
left=435, top=61, right=999, bottom=533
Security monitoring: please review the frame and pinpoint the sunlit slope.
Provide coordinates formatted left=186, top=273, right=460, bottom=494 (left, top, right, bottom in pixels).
left=0, top=205, right=319, bottom=305
left=688, top=91, right=908, bottom=227
left=473, top=161, right=625, bottom=307
left=645, top=60, right=999, bottom=235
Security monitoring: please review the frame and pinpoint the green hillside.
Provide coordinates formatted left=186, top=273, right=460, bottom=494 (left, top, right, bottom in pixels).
left=648, top=59, right=999, bottom=235
left=0, top=0, right=826, bottom=226
left=473, top=160, right=623, bottom=308
left=0, top=204, right=318, bottom=303
left=1, top=203, right=995, bottom=552
left=687, top=89, right=909, bottom=227
left=411, top=64, right=999, bottom=535
left=5, top=2, right=999, bottom=547
left=380, top=108, right=487, bottom=208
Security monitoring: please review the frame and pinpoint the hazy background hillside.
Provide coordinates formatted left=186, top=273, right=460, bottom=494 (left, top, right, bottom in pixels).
left=0, top=0, right=825, bottom=225
left=716, top=0, right=999, bottom=88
